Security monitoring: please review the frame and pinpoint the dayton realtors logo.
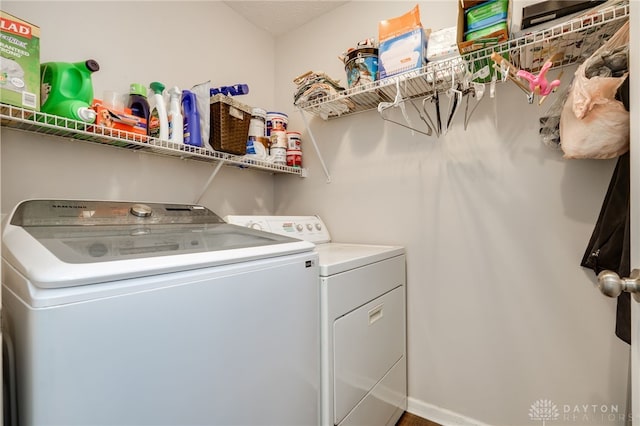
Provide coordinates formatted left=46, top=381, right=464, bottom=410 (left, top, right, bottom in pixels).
left=529, top=399, right=628, bottom=424
left=529, top=399, right=560, bottom=425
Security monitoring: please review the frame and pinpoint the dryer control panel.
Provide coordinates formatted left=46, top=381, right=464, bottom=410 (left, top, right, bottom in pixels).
left=225, top=215, right=331, bottom=244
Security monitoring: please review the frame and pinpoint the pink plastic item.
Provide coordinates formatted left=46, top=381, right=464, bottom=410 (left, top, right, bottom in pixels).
left=517, top=61, right=561, bottom=96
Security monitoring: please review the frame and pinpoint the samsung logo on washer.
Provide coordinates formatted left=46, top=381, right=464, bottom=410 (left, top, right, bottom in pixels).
left=52, top=204, right=88, bottom=209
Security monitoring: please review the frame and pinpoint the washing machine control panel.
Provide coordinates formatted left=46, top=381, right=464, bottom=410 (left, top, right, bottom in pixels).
left=225, top=215, right=331, bottom=243
left=11, top=199, right=224, bottom=226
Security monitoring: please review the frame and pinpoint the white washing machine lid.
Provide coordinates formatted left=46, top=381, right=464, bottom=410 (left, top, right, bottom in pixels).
left=315, top=243, right=404, bottom=276
left=2, top=200, right=315, bottom=288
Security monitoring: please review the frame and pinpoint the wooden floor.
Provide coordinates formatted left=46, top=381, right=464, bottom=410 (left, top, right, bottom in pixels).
left=396, top=412, right=441, bottom=426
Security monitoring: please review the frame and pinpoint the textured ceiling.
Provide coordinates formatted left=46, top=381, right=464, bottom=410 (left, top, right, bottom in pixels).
left=223, top=1, right=349, bottom=36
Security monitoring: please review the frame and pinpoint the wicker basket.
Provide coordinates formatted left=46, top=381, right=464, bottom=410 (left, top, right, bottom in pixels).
left=210, top=94, right=252, bottom=155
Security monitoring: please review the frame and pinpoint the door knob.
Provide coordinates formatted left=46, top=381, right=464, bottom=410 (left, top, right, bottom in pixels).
left=597, top=269, right=640, bottom=302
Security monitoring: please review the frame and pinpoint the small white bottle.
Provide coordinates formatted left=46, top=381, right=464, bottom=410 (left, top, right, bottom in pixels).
left=167, top=86, right=183, bottom=144
left=149, top=81, right=169, bottom=141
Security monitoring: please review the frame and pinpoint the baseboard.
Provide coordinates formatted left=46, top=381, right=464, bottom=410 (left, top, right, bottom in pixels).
left=407, top=397, right=493, bottom=426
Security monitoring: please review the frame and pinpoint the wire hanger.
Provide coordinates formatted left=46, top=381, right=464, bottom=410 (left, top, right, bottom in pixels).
left=408, top=99, right=433, bottom=136
left=402, top=78, right=434, bottom=136
left=459, top=61, right=487, bottom=131
left=378, top=80, right=432, bottom=136
left=444, top=63, right=463, bottom=135
left=464, top=82, right=485, bottom=131
left=490, top=52, right=534, bottom=103
left=420, top=69, right=442, bottom=137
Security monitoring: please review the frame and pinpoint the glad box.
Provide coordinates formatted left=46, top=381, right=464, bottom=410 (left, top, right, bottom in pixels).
left=0, top=11, right=40, bottom=111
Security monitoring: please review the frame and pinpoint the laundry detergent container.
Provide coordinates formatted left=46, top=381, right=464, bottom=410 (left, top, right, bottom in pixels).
left=40, top=59, right=100, bottom=123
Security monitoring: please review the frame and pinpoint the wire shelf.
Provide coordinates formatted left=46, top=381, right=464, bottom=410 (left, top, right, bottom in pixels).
left=0, top=103, right=304, bottom=176
left=296, top=0, right=629, bottom=120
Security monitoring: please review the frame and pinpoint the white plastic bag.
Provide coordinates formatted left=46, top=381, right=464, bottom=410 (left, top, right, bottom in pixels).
left=560, top=88, right=629, bottom=159
left=191, top=80, right=211, bottom=150
left=560, top=21, right=629, bottom=159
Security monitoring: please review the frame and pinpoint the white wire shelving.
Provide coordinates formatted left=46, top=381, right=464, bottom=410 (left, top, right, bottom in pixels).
left=0, top=103, right=306, bottom=177
left=296, top=0, right=630, bottom=120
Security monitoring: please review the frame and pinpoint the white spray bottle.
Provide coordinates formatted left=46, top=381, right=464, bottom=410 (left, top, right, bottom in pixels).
left=167, top=86, right=183, bottom=144
left=149, top=81, right=169, bottom=141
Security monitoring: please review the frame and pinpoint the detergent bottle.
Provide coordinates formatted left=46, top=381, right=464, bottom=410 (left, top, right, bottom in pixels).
left=127, top=83, right=150, bottom=135
left=167, top=86, right=183, bottom=144
left=40, top=59, right=100, bottom=123
left=181, top=89, right=202, bottom=147
left=148, top=81, right=168, bottom=140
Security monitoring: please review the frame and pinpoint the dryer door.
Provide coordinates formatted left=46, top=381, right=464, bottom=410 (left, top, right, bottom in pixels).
left=333, top=285, right=405, bottom=424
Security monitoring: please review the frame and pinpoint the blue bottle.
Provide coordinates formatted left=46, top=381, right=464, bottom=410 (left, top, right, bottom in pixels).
left=181, top=89, right=202, bottom=147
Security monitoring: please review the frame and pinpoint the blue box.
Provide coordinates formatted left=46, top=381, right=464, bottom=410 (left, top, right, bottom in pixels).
left=378, top=28, right=430, bottom=79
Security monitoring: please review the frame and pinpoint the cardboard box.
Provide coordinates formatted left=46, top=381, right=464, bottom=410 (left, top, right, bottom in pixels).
left=92, top=99, right=147, bottom=141
left=0, top=11, right=40, bottom=111
left=379, top=27, right=430, bottom=79
left=460, top=0, right=486, bottom=8
left=457, top=0, right=510, bottom=54
left=379, top=4, right=422, bottom=42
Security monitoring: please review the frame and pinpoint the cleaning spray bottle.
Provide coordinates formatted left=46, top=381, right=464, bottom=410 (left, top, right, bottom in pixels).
left=181, top=89, right=202, bottom=147
left=167, top=86, right=183, bottom=144
left=148, top=81, right=168, bottom=140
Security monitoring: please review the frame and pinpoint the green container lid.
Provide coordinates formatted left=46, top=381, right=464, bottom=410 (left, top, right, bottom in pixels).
left=150, top=81, right=165, bottom=95
left=130, top=83, right=147, bottom=97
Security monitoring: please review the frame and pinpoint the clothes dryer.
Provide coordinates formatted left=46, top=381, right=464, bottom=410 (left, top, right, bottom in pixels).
left=225, top=215, right=407, bottom=426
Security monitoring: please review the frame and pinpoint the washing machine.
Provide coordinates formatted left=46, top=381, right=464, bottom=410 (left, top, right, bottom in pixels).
left=2, top=200, right=320, bottom=426
left=225, top=215, right=407, bottom=426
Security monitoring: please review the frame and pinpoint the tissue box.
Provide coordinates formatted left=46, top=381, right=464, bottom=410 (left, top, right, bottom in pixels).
left=457, top=0, right=510, bottom=54
left=378, top=5, right=430, bottom=79
left=379, top=28, right=430, bottom=79
left=0, top=11, right=40, bottom=111
left=426, top=26, right=460, bottom=62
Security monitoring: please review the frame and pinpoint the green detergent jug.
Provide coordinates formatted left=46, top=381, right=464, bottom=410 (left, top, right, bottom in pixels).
left=40, top=59, right=100, bottom=123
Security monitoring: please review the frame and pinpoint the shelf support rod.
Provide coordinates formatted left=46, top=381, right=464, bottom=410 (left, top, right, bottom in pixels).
left=195, top=160, right=225, bottom=204
left=298, top=108, right=331, bottom=183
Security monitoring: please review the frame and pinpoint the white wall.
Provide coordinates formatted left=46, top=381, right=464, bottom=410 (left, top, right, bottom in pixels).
left=1, top=1, right=286, bottom=216
left=274, top=2, right=630, bottom=425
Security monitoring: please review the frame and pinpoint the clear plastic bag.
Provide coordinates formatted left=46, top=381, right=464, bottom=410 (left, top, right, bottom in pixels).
left=191, top=80, right=211, bottom=150
left=539, top=81, right=571, bottom=150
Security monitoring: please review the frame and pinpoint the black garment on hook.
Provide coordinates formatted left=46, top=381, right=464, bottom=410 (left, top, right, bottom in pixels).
left=580, top=77, right=630, bottom=344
